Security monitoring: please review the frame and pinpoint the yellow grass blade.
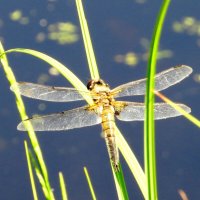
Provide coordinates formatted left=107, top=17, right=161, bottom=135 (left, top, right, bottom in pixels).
left=83, top=167, right=97, bottom=200
left=2, top=48, right=94, bottom=105
left=0, top=42, right=55, bottom=200
left=24, top=141, right=38, bottom=200
left=155, top=90, right=200, bottom=127
left=115, top=127, right=147, bottom=199
left=75, top=0, right=100, bottom=80
left=59, top=172, right=68, bottom=200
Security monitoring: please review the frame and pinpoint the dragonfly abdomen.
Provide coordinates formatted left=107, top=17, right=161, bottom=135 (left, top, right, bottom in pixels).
left=101, top=106, right=119, bottom=171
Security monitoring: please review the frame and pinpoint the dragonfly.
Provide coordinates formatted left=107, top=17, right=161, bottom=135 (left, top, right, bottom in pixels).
left=11, top=65, right=192, bottom=171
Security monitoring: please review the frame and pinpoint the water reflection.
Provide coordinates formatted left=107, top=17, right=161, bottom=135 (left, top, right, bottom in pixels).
left=173, top=16, right=200, bottom=47
left=9, top=10, right=29, bottom=25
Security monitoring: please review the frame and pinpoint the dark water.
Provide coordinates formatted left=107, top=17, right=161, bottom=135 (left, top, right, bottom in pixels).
left=0, top=0, right=200, bottom=199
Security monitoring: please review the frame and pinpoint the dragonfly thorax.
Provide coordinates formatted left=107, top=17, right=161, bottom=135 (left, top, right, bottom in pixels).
left=87, top=79, right=110, bottom=91
left=88, top=81, right=116, bottom=116
left=87, top=79, right=114, bottom=105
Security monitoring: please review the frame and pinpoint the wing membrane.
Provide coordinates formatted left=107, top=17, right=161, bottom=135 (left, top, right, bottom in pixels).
left=17, top=106, right=101, bottom=131
left=113, top=65, right=192, bottom=98
left=116, top=101, right=191, bottom=121
left=10, top=82, right=85, bottom=102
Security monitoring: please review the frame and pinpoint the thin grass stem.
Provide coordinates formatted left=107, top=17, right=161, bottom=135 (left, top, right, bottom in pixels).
left=1, top=48, right=93, bottom=106
left=155, top=91, right=200, bottom=127
left=75, top=0, right=100, bottom=80
left=59, top=172, right=68, bottom=200
left=112, top=164, right=129, bottom=200
left=115, top=127, right=147, bottom=199
left=83, top=167, right=97, bottom=200
left=24, top=141, right=38, bottom=200
left=145, top=1, right=171, bottom=199
left=75, top=1, right=132, bottom=199
left=0, top=42, right=55, bottom=200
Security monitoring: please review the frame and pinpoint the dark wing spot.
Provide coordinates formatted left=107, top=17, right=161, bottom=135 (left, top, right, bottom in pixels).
left=115, top=110, right=120, bottom=116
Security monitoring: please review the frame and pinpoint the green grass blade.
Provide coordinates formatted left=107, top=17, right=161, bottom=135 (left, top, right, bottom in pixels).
left=112, top=168, right=125, bottom=200
left=75, top=2, right=131, bottom=198
left=2, top=48, right=93, bottom=105
left=59, top=172, right=68, bottom=200
left=155, top=91, right=200, bottom=127
left=83, top=167, right=97, bottom=200
left=112, top=164, right=129, bottom=200
left=144, top=1, right=171, bottom=200
left=28, top=146, right=52, bottom=198
left=24, top=141, right=38, bottom=200
left=0, top=42, right=55, bottom=200
left=75, top=0, right=100, bottom=80
left=115, top=127, right=147, bottom=199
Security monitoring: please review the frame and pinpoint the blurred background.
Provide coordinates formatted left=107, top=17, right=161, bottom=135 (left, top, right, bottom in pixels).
left=0, top=0, right=200, bottom=199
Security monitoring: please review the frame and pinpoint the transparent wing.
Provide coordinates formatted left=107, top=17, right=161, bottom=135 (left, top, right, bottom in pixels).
left=10, top=82, right=85, bottom=102
left=17, top=106, right=102, bottom=131
left=112, top=65, right=192, bottom=98
left=115, top=101, right=191, bottom=121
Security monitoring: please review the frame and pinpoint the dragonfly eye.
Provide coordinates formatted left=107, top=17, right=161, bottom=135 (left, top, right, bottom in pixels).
left=87, top=80, right=95, bottom=90
left=87, top=79, right=109, bottom=90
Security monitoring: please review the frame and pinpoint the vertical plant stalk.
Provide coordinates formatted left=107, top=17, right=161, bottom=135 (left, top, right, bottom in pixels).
left=84, top=167, right=97, bottom=200
left=0, top=43, right=55, bottom=200
left=24, top=141, right=38, bottom=200
left=144, top=1, right=171, bottom=200
left=75, top=1, right=130, bottom=198
left=115, top=127, right=147, bottom=198
left=75, top=0, right=100, bottom=80
left=59, top=172, right=68, bottom=200
left=112, top=163, right=129, bottom=200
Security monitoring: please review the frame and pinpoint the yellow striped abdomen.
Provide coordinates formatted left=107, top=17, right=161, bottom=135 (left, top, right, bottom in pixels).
left=101, top=105, right=119, bottom=171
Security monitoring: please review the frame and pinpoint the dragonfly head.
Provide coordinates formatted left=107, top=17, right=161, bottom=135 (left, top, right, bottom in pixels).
left=87, top=79, right=109, bottom=91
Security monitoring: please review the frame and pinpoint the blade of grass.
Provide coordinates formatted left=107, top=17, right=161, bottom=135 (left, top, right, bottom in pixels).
left=1, top=48, right=93, bottom=105
left=28, top=145, right=53, bottom=198
left=75, top=0, right=100, bottom=80
left=155, top=90, right=200, bottom=127
left=59, top=172, right=68, bottom=200
left=112, top=164, right=129, bottom=200
left=0, top=42, right=55, bottom=200
left=75, top=1, right=131, bottom=198
left=115, top=127, right=147, bottom=199
left=103, top=137, right=130, bottom=200
left=24, top=141, right=38, bottom=200
left=83, top=167, right=97, bottom=200
left=145, top=1, right=171, bottom=200
left=112, top=167, right=126, bottom=200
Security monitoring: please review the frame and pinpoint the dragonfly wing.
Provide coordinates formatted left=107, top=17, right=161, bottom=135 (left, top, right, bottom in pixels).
left=10, top=82, right=85, bottom=102
left=112, top=65, right=192, bottom=98
left=17, top=106, right=102, bottom=131
left=115, top=102, right=191, bottom=121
